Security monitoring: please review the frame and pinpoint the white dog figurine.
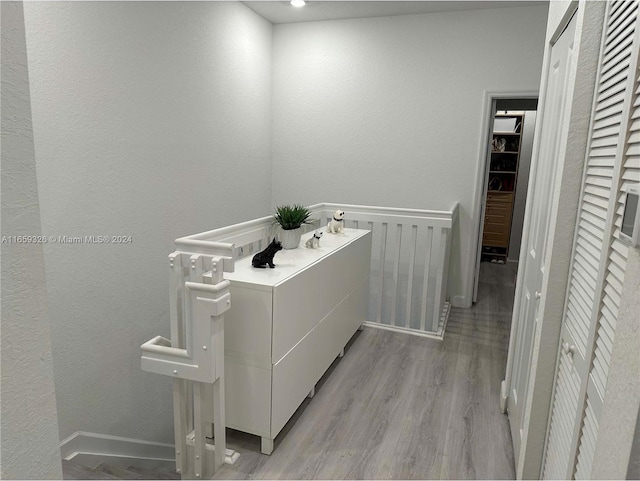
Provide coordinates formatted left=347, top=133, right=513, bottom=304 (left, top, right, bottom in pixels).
left=305, top=230, right=323, bottom=249
left=327, top=210, right=345, bottom=234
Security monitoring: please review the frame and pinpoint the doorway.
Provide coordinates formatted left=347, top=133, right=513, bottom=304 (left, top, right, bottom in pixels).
left=473, top=97, right=539, bottom=303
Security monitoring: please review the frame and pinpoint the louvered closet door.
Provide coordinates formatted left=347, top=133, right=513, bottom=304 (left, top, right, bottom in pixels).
left=575, top=43, right=640, bottom=481
left=543, top=1, right=640, bottom=479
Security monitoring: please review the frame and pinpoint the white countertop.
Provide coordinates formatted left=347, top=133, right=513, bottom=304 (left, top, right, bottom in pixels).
left=218, top=228, right=370, bottom=289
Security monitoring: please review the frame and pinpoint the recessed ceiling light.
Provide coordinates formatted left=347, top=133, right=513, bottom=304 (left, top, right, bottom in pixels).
left=290, top=0, right=306, bottom=7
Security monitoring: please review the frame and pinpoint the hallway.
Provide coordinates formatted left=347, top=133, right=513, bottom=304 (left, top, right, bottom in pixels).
left=212, top=262, right=518, bottom=480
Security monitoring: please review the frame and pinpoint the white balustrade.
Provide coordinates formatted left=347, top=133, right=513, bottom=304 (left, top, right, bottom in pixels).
left=141, top=253, right=239, bottom=479
left=309, top=203, right=458, bottom=337
left=179, top=202, right=458, bottom=336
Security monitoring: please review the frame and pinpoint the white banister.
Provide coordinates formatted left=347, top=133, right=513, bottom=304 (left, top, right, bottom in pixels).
left=375, top=222, right=388, bottom=323
left=141, top=254, right=239, bottom=479
left=405, top=224, right=417, bottom=329
left=420, top=226, right=433, bottom=332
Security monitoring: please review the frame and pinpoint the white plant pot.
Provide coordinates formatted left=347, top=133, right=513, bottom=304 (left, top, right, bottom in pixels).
left=279, top=228, right=302, bottom=249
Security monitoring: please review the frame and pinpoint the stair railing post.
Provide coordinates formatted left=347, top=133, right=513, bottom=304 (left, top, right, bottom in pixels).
left=141, top=254, right=238, bottom=480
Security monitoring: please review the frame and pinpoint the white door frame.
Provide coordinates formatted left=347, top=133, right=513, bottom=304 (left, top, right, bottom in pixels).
left=472, top=91, right=539, bottom=304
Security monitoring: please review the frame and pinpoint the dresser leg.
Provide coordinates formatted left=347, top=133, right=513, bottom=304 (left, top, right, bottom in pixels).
left=261, top=437, right=274, bottom=455
left=338, top=348, right=345, bottom=358
left=308, top=386, right=315, bottom=398
left=358, top=324, right=364, bottom=331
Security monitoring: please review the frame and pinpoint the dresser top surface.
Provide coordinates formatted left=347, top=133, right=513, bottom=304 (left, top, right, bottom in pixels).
left=221, top=228, right=370, bottom=288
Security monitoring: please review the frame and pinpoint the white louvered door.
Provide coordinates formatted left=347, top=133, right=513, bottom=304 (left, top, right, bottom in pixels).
left=543, top=1, right=640, bottom=479
left=574, top=37, right=640, bottom=481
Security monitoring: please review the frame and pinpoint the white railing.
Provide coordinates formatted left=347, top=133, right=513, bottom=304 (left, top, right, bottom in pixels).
left=141, top=254, right=240, bottom=479
left=309, top=203, right=458, bottom=337
left=171, top=202, right=459, bottom=337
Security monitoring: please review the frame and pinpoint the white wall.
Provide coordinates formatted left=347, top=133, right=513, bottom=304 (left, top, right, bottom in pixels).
left=591, top=246, right=640, bottom=479
left=508, top=110, right=536, bottom=261
left=0, top=2, right=63, bottom=478
left=271, top=5, right=548, bottom=306
left=23, top=1, right=273, bottom=442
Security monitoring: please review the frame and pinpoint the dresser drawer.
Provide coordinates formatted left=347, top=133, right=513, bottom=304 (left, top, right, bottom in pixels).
left=317, top=278, right=368, bottom=377
left=271, top=326, right=318, bottom=437
left=487, top=192, right=514, bottom=203
left=483, top=231, right=509, bottom=248
left=272, top=232, right=371, bottom=363
left=485, top=209, right=512, bottom=225
left=485, top=201, right=512, bottom=215
left=484, top=219, right=511, bottom=236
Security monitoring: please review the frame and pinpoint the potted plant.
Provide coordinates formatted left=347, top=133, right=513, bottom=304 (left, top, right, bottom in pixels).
left=273, top=204, right=313, bottom=249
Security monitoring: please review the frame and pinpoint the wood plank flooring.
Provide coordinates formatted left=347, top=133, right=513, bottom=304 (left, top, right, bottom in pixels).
left=213, top=262, right=517, bottom=480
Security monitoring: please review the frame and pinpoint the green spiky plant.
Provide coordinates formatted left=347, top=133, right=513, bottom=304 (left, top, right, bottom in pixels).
left=273, top=204, right=313, bottom=230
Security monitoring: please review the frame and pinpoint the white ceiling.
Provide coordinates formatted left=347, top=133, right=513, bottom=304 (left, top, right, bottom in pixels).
left=242, top=1, right=546, bottom=24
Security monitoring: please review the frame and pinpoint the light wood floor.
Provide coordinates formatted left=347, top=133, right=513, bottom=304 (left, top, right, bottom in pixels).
left=213, top=262, right=518, bottom=480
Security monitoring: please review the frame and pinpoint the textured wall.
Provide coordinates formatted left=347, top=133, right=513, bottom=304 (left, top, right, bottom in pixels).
left=23, top=1, right=273, bottom=442
left=0, top=2, right=63, bottom=478
left=270, top=5, right=548, bottom=306
left=591, top=247, right=640, bottom=479
left=627, top=407, right=640, bottom=480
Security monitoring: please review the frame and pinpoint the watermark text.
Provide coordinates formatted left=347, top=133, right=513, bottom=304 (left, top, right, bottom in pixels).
left=2, top=235, right=133, bottom=245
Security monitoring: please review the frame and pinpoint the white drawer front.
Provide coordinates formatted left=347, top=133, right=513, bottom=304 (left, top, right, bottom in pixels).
left=322, top=233, right=371, bottom=303
left=317, top=278, right=369, bottom=378
left=225, top=357, right=271, bottom=437
left=271, top=326, right=318, bottom=438
left=224, top=286, right=273, bottom=361
left=272, top=232, right=371, bottom=362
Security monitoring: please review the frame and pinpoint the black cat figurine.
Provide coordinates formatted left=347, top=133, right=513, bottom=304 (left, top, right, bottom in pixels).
left=252, top=239, right=283, bottom=268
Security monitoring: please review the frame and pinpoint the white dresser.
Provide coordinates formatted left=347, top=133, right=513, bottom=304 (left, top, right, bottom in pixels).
left=220, top=228, right=371, bottom=454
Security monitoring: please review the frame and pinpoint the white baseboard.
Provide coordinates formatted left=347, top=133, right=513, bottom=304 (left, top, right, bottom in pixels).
left=362, top=321, right=444, bottom=341
left=66, top=452, right=176, bottom=471
left=60, top=431, right=175, bottom=470
left=500, top=379, right=509, bottom=414
left=450, top=295, right=469, bottom=308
